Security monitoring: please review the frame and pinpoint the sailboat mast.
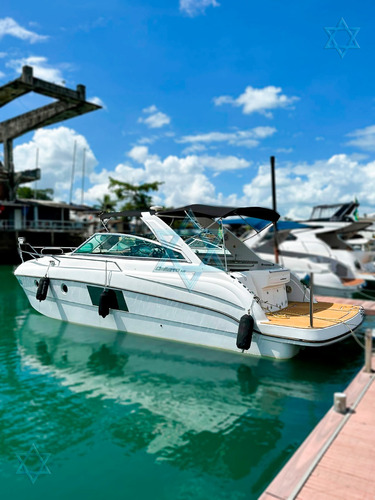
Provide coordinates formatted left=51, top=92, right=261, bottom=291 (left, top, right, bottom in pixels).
left=69, top=140, right=77, bottom=205
left=270, top=155, right=279, bottom=264
left=81, top=148, right=86, bottom=205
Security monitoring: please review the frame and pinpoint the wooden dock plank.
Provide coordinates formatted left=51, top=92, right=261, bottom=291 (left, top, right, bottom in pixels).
left=259, top=358, right=375, bottom=500
left=300, top=465, right=375, bottom=499
left=297, top=380, right=375, bottom=499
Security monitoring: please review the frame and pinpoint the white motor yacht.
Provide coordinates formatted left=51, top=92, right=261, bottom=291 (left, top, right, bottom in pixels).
left=268, top=203, right=375, bottom=292
left=14, top=205, right=364, bottom=360
left=226, top=218, right=364, bottom=298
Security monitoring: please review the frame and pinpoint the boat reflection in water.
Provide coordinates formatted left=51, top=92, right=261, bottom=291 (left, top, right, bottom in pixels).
left=16, top=310, right=363, bottom=487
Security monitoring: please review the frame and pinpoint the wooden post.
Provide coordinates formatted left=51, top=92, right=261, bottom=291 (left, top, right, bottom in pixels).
left=364, top=329, right=373, bottom=373
left=309, top=272, right=314, bottom=328
left=270, top=156, right=279, bottom=264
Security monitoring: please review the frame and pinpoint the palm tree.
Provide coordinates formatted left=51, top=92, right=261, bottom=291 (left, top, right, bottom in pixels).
left=96, top=194, right=117, bottom=212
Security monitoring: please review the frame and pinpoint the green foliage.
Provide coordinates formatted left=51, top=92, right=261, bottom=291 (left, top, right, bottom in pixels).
left=95, top=194, right=117, bottom=212
left=108, top=178, right=163, bottom=211
left=17, top=186, right=54, bottom=201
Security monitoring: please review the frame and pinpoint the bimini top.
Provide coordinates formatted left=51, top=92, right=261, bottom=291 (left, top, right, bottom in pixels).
left=223, top=217, right=310, bottom=231
left=100, top=204, right=280, bottom=222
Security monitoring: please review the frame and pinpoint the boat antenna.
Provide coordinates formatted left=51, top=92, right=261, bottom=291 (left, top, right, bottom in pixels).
left=270, top=155, right=279, bottom=264
left=34, top=147, right=39, bottom=199
left=69, top=140, right=77, bottom=205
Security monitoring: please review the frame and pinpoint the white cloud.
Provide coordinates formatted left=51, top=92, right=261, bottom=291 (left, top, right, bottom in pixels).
left=214, top=86, right=299, bottom=118
left=83, top=146, right=250, bottom=208
left=275, top=148, right=293, bottom=154
left=239, top=154, right=375, bottom=218
left=179, top=0, right=219, bottom=16
left=14, top=127, right=98, bottom=202
left=6, top=56, right=65, bottom=84
left=137, top=136, right=157, bottom=145
left=143, top=105, right=158, bottom=114
left=70, top=142, right=375, bottom=220
left=198, top=155, right=251, bottom=171
left=137, top=131, right=176, bottom=146
left=0, top=17, right=48, bottom=43
left=141, top=112, right=170, bottom=129
left=181, top=143, right=207, bottom=154
left=128, top=146, right=152, bottom=164
left=138, top=105, right=171, bottom=129
left=346, top=125, right=375, bottom=151
left=88, top=96, right=107, bottom=110
left=178, top=127, right=276, bottom=148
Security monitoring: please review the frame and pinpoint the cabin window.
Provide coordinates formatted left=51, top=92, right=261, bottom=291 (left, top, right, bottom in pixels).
left=285, top=233, right=297, bottom=241
left=74, top=233, right=185, bottom=260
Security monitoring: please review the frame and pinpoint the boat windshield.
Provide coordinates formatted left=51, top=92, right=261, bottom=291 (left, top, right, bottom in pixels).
left=74, top=233, right=185, bottom=260
left=186, top=236, right=230, bottom=255
left=175, top=217, right=230, bottom=254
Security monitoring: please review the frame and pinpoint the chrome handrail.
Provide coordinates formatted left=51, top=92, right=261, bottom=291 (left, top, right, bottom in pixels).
left=51, top=254, right=123, bottom=272
left=17, top=240, right=76, bottom=263
left=17, top=239, right=123, bottom=272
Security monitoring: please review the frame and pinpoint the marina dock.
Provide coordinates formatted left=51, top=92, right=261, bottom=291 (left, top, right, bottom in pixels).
left=260, top=351, right=375, bottom=499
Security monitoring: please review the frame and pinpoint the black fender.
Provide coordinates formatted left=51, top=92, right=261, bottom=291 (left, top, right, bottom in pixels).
left=236, top=314, right=254, bottom=351
left=99, top=289, right=116, bottom=318
left=36, top=277, right=50, bottom=302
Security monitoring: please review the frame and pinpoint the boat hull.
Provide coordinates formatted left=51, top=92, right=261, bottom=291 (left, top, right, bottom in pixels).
left=17, top=274, right=302, bottom=359
left=15, top=255, right=364, bottom=361
left=313, top=284, right=360, bottom=299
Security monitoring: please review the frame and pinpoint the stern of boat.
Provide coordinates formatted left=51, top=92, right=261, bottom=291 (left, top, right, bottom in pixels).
left=260, top=300, right=364, bottom=347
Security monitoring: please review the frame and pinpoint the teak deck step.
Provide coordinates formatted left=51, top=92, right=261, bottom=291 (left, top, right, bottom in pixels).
left=341, top=278, right=364, bottom=287
left=265, top=301, right=361, bottom=329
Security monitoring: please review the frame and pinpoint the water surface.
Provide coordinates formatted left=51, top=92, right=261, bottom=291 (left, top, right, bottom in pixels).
left=0, top=266, right=371, bottom=499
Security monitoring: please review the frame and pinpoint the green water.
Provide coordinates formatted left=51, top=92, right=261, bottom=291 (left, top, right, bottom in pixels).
left=0, top=265, right=371, bottom=499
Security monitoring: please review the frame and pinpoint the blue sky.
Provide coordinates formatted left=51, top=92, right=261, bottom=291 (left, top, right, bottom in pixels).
left=1, top=0, right=375, bottom=218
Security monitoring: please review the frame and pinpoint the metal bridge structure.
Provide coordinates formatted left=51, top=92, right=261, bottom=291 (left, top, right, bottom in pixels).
left=0, top=65, right=101, bottom=200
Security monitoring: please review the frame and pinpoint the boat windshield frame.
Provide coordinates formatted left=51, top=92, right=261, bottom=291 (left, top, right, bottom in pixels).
left=73, top=232, right=187, bottom=261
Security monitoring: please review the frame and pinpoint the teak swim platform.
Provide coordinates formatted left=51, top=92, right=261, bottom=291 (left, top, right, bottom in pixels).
left=265, top=302, right=361, bottom=329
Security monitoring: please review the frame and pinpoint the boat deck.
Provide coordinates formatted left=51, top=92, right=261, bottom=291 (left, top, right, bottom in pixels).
left=342, top=278, right=364, bottom=287
left=265, top=301, right=361, bottom=329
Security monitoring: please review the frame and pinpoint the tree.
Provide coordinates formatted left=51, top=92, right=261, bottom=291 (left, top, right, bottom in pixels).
left=108, top=178, right=163, bottom=211
left=96, top=193, right=117, bottom=212
left=17, top=186, right=54, bottom=201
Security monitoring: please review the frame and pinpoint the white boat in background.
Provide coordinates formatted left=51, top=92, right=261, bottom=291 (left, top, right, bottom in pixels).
left=301, top=203, right=375, bottom=282
left=14, top=204, right=364, bottom=360
left=225, top=218, right=364, bottom=298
